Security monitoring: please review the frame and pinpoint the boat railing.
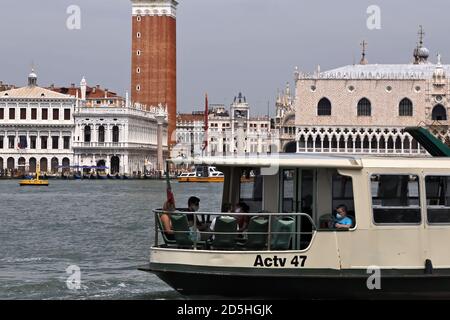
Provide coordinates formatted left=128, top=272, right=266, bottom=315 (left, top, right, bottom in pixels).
left=152, top=209, right=317, bottom=251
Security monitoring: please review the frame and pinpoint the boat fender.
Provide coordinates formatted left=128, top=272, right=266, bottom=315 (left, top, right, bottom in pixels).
left=425, top=259, right=433, bottom=275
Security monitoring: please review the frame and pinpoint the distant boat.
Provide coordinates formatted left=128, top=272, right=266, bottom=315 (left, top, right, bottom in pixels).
left=19, top=166, right=49, bottom=186
left=177, top=166, right=224, bottom=183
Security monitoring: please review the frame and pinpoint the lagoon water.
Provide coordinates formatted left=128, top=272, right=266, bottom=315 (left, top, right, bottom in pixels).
left=0, top=180, right=223, bottom=299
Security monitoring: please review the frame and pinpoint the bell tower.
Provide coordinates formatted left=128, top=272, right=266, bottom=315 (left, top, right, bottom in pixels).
left=131, top=0, right=178, bottom=145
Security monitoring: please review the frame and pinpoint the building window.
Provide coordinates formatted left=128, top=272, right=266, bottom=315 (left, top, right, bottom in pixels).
left=63, top=136, right=70, bottom=149
left=137, top=50, right=141, bottom=56
left=20, top=108, right=26, bottom=120
left=317, top=98, right=332, bottom=116
left=41, top=136, right=48, bottom=149
left=137, top=15, right=141, bottom=22
left=137, top=67, right=141, bottom=74
left=371, top=174, right=421, bottom=224
left=112, top=126, right=119, bottom=143
left=136, top=85, right=141, bottom=91
left=31, top=108, right=37, bottom=120
left=52, top=136, right=59, bottom=149
left=357, top=98, right=372, bottom=116
left=18, top=136, right=27, bottom=149
left=42, top=108, right=48, bottom=120
left=432, top=104, right=447, bottom=121
left=9, top=108, right=15, bottom=120
left=0, top=136, right=3, bottom=149
left=98, top=126, right=105, bottom=143
left=64, top=109, right=71, bottom=120
left=399, top=98, right=413, bottom=116
left=53, top=109, right=59, bottom=120
left=30, top=136, right=37, bottom=149
left=386, top=86, right=393, bottom=93
left=137, top=32, right=141, bottom=38
left=0, top=108, right=3, bottom=119
left=84, top=126, right=91, bottom=143
left=8, top=136, right=15, bottom=149
left=426, top=176, right=450, bottom=223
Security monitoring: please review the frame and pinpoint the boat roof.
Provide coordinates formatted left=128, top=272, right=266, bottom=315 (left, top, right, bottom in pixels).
left=169, top=154, right=450, bottom=170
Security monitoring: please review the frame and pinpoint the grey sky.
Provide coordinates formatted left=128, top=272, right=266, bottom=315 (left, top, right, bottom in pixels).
left=0, top=0, right=449, bottom=115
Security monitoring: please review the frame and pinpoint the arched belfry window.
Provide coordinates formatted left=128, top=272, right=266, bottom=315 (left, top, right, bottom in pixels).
left=357, top=98, right=371, bottom=116
left=399, top=98, right=413, bottom=116
left=432, top=104, right=447, bottom=121
left=317, top=98, right=332, bottom=116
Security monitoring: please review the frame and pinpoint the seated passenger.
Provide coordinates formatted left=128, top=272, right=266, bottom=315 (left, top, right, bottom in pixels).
left=160, top=200, right=176, bottom=240
left=186, top=196, right=208, bottom=240
left=331, top=204, right=353, bottom=230
left=235, top=202, right=251, bottom=232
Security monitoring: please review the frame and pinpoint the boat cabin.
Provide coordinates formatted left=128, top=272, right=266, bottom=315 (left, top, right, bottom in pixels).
left=147, top=154, right=450, bottom=297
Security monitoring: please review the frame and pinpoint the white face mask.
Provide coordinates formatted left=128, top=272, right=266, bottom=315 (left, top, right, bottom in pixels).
left=235, top=208, right=241, bottom=213
left=336, top=213, right=343, bottom=219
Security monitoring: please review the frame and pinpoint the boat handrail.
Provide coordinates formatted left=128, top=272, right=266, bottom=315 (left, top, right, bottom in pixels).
left=152, top=209, right=317, bottom=251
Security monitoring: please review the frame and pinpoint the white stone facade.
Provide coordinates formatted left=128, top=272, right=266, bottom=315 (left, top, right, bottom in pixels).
left=73, top=104, right=168, bottom=175
left=0, top=73, right=168, bottom=176
left=0, top=73, right=75, bottom=175
left=175, top=93, right=275, bottom=158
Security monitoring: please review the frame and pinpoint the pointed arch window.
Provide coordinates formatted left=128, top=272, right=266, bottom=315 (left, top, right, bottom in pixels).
left=399, top=98, right=413, bottom=116
left=357, top=98, right=371, bottom=116
left=317, top=98, right=332, bottom=116
left=432, top=104, right=447, bottom=121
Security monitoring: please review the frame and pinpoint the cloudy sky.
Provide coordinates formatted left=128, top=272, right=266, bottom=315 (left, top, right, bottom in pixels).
left=0, top=0, right=448, bottom=114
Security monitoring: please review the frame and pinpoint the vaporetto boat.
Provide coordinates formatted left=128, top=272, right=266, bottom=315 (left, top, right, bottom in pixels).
left=141, top=150, right=450, bottom=299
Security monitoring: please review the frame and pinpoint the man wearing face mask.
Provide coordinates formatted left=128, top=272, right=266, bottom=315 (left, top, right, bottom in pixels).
left=332, top=204, right=353, bottom=230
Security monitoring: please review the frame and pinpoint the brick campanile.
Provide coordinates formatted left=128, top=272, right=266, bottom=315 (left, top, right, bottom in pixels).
left=131, top=0, right=178, bottom=145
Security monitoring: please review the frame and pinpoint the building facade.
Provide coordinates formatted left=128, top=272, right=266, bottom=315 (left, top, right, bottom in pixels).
left=295, top=31, right=450, bottom=156
left=73, top=103, right=168, bottom=175
left=0, top=73, right=168, bottom=176
left=0, top=72, right=75, bottom=176
left=275, top=82, right=296, bottom=152
left=131, top=0, right=177, bottom=146
left=175, top=93, right=275, bottom=158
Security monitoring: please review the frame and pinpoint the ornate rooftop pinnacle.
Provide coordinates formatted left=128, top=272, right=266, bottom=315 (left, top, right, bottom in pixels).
left=28, top=68, right=38, bottom=87
left=413, top=25, right=430, bottom=64
left=360, top=40, right=368, bottom=65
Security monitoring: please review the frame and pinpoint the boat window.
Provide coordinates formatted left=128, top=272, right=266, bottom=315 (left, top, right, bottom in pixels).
left=282, top=169, right=295, bottom=213
left=240, top=168, right=262, bottom=212
left=371, top=174, right=421, bottom=224
left=425, top=176, right=450, bottom=224
left=332, top=174, right=355, bottom=227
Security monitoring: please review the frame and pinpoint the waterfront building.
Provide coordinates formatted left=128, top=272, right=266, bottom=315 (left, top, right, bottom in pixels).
left=73, top=81, right=168, bottom=175
left=275, top=82, right=296, bottom=152
left=0, top=71, right=75, bottom=175
left=131, top=0, right=178, bottom=146
left=175, top=92, right=274, bottom=158
left=295, top=27, right=450, bottom=156
left=0, top=73, right=168, bottom=176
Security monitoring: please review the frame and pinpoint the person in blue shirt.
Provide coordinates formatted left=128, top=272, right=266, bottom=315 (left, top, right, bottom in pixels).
left=332, top=204, right=353, bottom=230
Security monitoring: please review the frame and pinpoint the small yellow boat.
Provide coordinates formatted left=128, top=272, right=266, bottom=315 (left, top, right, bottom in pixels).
left=19, top=165, right=49, bottom=186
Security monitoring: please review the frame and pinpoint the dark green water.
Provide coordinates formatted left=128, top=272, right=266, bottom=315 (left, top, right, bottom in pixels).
left=0, top=180, right=223, bottom=299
